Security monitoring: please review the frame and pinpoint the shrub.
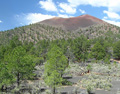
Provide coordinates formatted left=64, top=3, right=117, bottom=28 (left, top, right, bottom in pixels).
left=87, top=85, right=95, bottom=94
left=80, top=73, right=112, bottom=91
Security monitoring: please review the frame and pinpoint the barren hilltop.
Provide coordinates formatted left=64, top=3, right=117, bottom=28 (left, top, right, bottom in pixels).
left=40, top=14, right=105, bottom=31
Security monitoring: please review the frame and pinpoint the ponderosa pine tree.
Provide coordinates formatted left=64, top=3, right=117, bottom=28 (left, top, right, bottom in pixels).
left=44, top=45, right=68, bottom=94
left=71, top=35, right=90, bottom=62
left=0, top=46, right=6, bottom=61
left=0, top=44, right=16, bottom=91
left=4, top=46, right=36, bottom=87
left=0, top=61, right=15, bottom=91
left=113, top=41, right=120, bottom=59
left=89, top=41, right=106, bottom=62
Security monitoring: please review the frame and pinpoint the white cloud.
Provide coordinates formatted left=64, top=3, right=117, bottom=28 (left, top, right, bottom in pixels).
left=108, top=0, right=120, bottom=12
left=103, top=19, right=120, bottom=27
left=39, top=0, right=57, bottom=12
left=103, top=16, right=108, bottom=19
left=26, top=13, right=55, bottom=24
left=67, top=0, right=120, bottom=12
left=103, top=10, right=120, bottom=19
left=16, top=13, right=71, bottom=25
left=38, top=0, right=120, bottom=15
left=67, top=0, right=108, bottom=7
left=0, top=20, right=2, bottom=23
left=60, top=9, right=65, bottom=13
left=16, top=13, right=55, bottom=25
left=79, top=9, right=86, bottom=14
left=59, top=3, right=76, bottom=14
left=57, top=13, right=70, bottom=18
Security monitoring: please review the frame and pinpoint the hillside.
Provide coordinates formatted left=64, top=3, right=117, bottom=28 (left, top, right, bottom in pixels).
left=1, top=14, right=120, bottom=94
left=0, top=14, right=120, bottom=45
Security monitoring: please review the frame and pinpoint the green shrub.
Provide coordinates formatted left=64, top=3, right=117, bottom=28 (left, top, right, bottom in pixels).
left=80, top=74, right=112, bottom=91
left=87, top=64, right=92, bottom=72
left=87, top=85, right=95, bottom=94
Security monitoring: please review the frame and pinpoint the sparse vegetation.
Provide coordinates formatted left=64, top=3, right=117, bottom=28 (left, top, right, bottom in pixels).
left=0, top=16, right=120, bottom=94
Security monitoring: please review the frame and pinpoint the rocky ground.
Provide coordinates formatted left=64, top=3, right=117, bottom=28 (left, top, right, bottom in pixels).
left=1, top=60, right=120, bottom=94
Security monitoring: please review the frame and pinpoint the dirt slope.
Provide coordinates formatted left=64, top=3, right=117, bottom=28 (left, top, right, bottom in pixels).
left=40, top=14, right=105, bottom=31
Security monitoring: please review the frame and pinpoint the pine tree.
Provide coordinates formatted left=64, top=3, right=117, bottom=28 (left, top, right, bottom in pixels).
left=71, top=35, right=90, bottom=62
left=4, top=46, right=36, bottom=87
left=44, top=45, right=68, bottom=94
left=113, top=41, right=120, bottom=59
left=89, top=41, right=105, bottom=61
left=0, top=61, right=15, bottom=91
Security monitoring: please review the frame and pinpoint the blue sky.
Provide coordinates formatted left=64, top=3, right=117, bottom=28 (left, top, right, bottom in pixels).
left=0, top=0, right=120, bottom=31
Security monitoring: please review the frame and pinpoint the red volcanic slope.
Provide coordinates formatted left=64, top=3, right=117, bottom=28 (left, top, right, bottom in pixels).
left=39, top=14, right=105, bottom=31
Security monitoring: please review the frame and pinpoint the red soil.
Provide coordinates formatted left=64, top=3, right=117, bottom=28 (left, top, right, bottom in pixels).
left=39, top=14, right=105, bottom=31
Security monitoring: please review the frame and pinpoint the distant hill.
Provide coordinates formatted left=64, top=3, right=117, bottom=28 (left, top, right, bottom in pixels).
left=40, top=14, right=105, bottom=31
left=0, top=14, right=120, bottom=45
